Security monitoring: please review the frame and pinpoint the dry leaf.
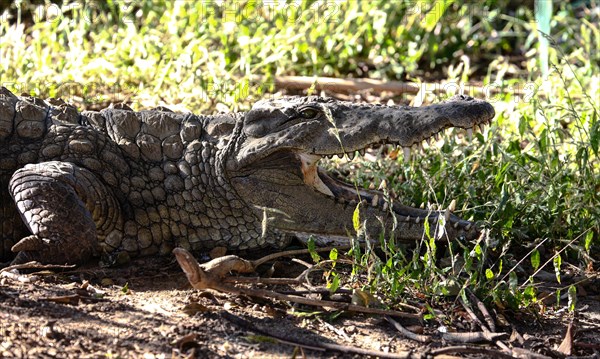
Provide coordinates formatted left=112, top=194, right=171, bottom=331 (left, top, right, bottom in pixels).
left=557, top=321, right=574, bottom=355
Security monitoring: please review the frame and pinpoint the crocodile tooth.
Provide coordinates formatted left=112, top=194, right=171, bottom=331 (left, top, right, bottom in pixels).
left=465, top=223, right=472, bottom=231
left=448, top=199, right=456, bottom=212
left=474, top=124, right=481, bottom=133
left=454, top=222, right=460, bottom=229
left=348, top=152, right=356, bottom=160
left=337, top=153, right=344, bottom=159
left=419, top=202, right=425, bottom=209
left=444, top=209, right=451, bottom=222
left=382, top=202, right=388, bottom=211
left=371, top=194, right=379, bottom=207
left=378, top=179, right=387, bottom=190
left=359, top=149, right=366, bottom=156
left=467, top=128, right=473, bottom=141
left=369, top=182, right=375, bottom=190
left=415, top=217, right=420, bottom=224
left=403, top=146, right=411, bottom=162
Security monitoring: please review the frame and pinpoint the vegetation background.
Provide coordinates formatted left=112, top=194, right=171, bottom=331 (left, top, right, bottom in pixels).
left=1, top=0, right=598, bottom=312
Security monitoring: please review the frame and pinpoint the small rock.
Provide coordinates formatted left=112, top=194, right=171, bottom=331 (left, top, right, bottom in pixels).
left=182, top=301, right=210, bottom=316
left=345, top=325, right=357, bottom=334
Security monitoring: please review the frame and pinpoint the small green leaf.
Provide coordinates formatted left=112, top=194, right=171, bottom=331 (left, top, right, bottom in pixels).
left=329, top=248, right=338, bottom=262
left=584, top=230, right=594, bottom=252
left=590, top=112, right=599, bottom=156
left=509, top=272, right=518, bottom=291
left=307, top=236, right=321, bottom=263
left=531, top=249, right=540, bottom=271
left=423, top=215, right=431, bottom=240
left=524, top=284, right=537, bottom=302
left=518, top=115, right=529, bottom=136
left=423, top=313, right=436, bottom=320
left=568, top=285, right=577, bottom=312
left=352, top=203, right=361, bottom=232
left=538, top=128, right=548, bottom=154
left=497, top=259, right=503, bottom=276
left=553, top=253, right=562, bottom=284
left=422, top=0, right=453, bottom=31
left=485, top=268, right=494, bottom=280
left=328, top=273, right=340, bottom=294
left=121, top=282, right=130, bottom=294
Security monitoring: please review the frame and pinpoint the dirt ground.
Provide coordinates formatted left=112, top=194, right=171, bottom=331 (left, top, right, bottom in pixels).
left=1, top=255, right=599, bottom=359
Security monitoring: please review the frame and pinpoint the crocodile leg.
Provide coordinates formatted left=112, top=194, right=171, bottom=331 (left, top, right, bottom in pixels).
left=8, top=161, right=122, bottom=264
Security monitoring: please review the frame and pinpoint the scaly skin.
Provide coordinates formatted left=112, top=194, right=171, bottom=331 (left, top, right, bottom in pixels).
left=0, top=87, right=494, bottom=264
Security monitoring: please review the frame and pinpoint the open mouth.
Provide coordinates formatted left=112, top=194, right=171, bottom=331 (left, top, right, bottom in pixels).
left=297, top=127, right=486, bottom=236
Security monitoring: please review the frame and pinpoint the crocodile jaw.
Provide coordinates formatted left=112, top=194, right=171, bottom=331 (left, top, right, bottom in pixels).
left=296, top=139, right=480, bottom=240
left=228, top=95, right=494, bottom=243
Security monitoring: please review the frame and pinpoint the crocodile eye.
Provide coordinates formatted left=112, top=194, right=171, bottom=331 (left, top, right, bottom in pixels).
left=299, top=108, right=319, bottom=119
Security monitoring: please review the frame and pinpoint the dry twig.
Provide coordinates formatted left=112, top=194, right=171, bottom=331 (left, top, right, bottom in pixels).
left=173, top=248, right=419, bottom=319
left=0, top=261, right=76, bottom=273
left=466, top=289, right=496, bottom=332
left=385, top=315, right=431, bottom=343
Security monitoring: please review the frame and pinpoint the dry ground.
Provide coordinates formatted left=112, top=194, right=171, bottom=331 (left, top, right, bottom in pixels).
left=1, top=255, right=599, bottom=358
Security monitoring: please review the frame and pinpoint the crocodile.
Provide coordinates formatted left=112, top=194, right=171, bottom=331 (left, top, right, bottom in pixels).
left=0, top=87, right=494, bottom=265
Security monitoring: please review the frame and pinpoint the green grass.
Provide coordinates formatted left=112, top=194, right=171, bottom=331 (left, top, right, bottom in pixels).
left=1, top=0, right=598, bottom=315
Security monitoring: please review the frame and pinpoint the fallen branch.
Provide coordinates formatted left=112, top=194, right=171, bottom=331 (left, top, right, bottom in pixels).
left=0, top=261, right=76, bottom=273
left=1, top=259, right=73, bottom=284
left=459, top=294, right=511, bottom=352
left=441, top=331, right=508, bottom=343
left=173, top=248, right=419, bottom=319
left=259, top=75, right=420, bottom=95
left=466, top=289, right=496, bottom=332
left=251, top=75, right=538, bottom=98
left=385, top=315, right=431, bottom=343
left=243, top=244, right=351, bottom=268
left=458, top=296, right=487, bottom=332
left=41, top=294, right=82, bottom=305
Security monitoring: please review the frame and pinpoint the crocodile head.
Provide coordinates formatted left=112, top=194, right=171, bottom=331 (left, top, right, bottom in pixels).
left=226, top=95, right=495, bottom=246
